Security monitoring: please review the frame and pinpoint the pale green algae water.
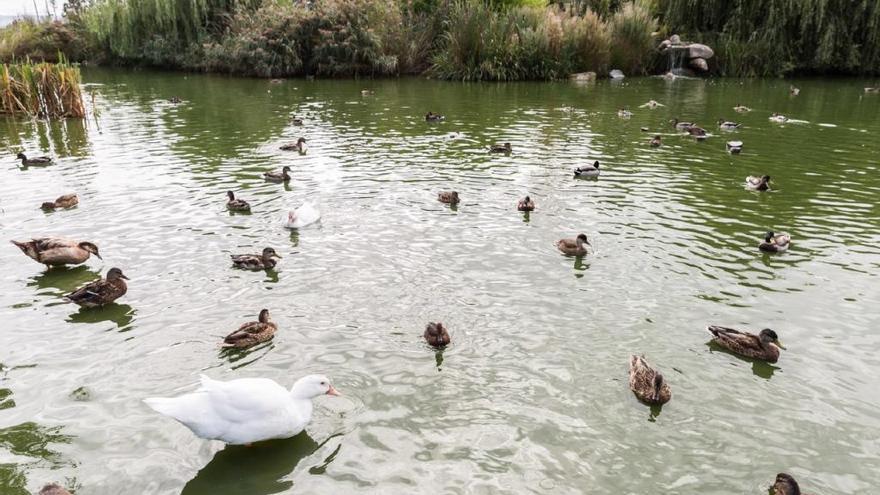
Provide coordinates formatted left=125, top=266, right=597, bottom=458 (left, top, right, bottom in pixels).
left=1, top=69, right=879, bottom=494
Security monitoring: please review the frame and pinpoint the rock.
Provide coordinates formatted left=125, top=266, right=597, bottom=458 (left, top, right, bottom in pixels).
left=658, top=39, right=671, bottom=52
left=609, top=69, right=625, bottom=79
left=688, top=43, right=714, bottom=60
left=70, top=386, right=92, bottom=401
left=569, top=72, right=597, bottom=82
left=689, top=57, right=709, bottom=72
left=670, top=34, right=682, bottom=44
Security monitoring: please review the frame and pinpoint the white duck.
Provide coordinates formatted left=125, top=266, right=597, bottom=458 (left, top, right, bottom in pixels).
left=144, top=374, right=340, bottom=445
left=283, top=202, right=321, bottom=229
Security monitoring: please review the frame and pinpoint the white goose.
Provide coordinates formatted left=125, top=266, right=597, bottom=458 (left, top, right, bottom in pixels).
left=144, top=374, right=340, bottom=445
left=283, top=202, right=321, bottom=229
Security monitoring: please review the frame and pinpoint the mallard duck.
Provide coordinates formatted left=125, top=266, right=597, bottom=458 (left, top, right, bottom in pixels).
left=639, top=100, right=664, bottom=108
left=759, top=231, right=791, bottom=252
left=425, top=112, right=445, bottom=122
left=772, top=473, right=812, bottom=495
left=11, top=237, right=101, bottom=267
left=687, top=125, right=708, bottom=137
left=628, top=355, right=671, bottom=405
left=438, top=191, right=460, bottom=204
left=489, top=142, right=512, bottom=153
left=617, top=108, right=633, bottom=118
left=41, top=193, right=78, bottom=210
left=707, top=326, right=785, bottom=363
left=865, top=87, right=879, bottom=94
left=733, top=104, right=752, bottom=113
left=573, top=161, right=600, bottom=177
left=231, top=247, right=281, bottom=270
left=66, top=267, right=129, bottom=308
left=727, top=140, right=744, bottom=154
left=226, top=191, right=250, bottom=212
left=789, top=85, right=800, bottom=96
left=280, top=137, right=308, bottom=153
left=517, top=196, right=535, bottom=212
left=670, top=118, right=694, bottom=131
left=424, top=322, right=451, bottom=348
left=169, top=96, right=182, bottom=104
left=717, top=119, right=741, bottom=130
left=746, top=175, right=771, bottom=191
left=769, top=113, right=788, bottom=123
left=556, top=233, right=590, bottom=256
left=222, top=309, right=277, bottom=348
left=38, top=484, right=72, bottom=495
left=360, top=89, right=374, bottom=96
left=649, top=135, right=661, bottom=147
left=264, top=165, right=292, bottom=183
left=16, top=152, right=52, bottom=166
left=291, top=116, right=304, bottom=126
left=144, top=374, right=339, bottom=445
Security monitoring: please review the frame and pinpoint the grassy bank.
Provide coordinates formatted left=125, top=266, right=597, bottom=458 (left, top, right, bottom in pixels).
left=1, top=0, right=879, bottom=79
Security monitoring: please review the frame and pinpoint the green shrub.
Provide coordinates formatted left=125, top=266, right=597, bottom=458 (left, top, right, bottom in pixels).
left=0, top=19, right=88, bottom=62
left=609, top=1, right=657, bottom=75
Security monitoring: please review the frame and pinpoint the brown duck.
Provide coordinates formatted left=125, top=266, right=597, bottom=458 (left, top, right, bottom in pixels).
left=707, top=326, right=785, bottom=363
left=41, top=194, right=79, bottom=210
left=629, top=355, right=671, bottom=405
left=231, top=247, right=281, bottom=270
left=438, top=191, right=460, bottom=204
left=264, top=166, right=292, bottom=183
left=66, top=267, right=129, bottom=308
left=772, top=473, right=812, bottom=495
left=556, top=234, right=590, bottom=256
left=517, top=196, right=535, bottom=212
left=222, top=309, right=277, bottom=348
left=11, top=237, right=101, bottom=267
left=424, top=322, right=451, bottom=348
left=280, top=137, right=307, bottom=153
left=38, top=484, right=72, bottom=495
left=226, top=191, right=251, bottom=212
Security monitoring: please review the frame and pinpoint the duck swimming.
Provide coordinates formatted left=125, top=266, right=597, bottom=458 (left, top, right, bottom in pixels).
left=789, top=85, right=800, bottom=96
left=772, top=473, right=810, bottom=495
left=226, top=191, right=251, bottom=212
left=628, top=355, right=671, bottom=405
left=556, top=234, right=590, bottom=256
left=283, top=202, right=321, bottom=229
left=264, top=165, right=292, bottom=183
left=11, top=237, right=101, bottom=267
left=361, top=89, right=374, bottom=96
left=438, top=191, right=460, bottom=204
left=769, top=113, right=788, bottom=123
left=708, top=326, right=785, bottom=363
left=649, top=135, right=661, bottom=147
left=727, top=140, right=744, bottom=154
left=639, top=100, right=664, bottom=108
left=865, top=87, right=880, bottom=94
left=759, top=231, right=791, bottom=252
left=489, top=142, right=512, bottom=153
left=424, top=322, right=451, bottom=348
left=517, top=196, right=535, bottom=212
left=169, top=96, right=182, bottom=104
left=671, top=118, right=694, bottom=131
left=66, top=267, right=129, bottom=308
left=231, top=247, right=281, bottom=270
left=573, top=161, right=600, bottom=177
left=617, top=108, right=633, bottom=118
left=144, top=374, right=340, bottom=445
left=280, top=137, right=308, bottom=153
left=16, top=152, right=52, bottom=166
left=425, top=112, right=445, bottom=122
left=746, top=175, right=771, bottom=191
left=41, top=193, right=78, bottom=210
left=717, top=119, right=741, bottom=130
left=733, top=104, right=752, bottom=113
left=291, top=116, right=304, bottom=126
left=222, top=309, right=277, bottom=348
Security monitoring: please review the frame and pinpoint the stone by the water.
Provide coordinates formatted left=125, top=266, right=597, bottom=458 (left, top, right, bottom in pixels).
left=569, top=72, right=597, bottom=81
left=688, top=43, right=715, bottom=60
left=689, top=58, right=709, bottom=72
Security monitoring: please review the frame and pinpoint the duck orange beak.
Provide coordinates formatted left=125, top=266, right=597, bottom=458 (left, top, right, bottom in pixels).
left=326, top=385, right=341, bottom=396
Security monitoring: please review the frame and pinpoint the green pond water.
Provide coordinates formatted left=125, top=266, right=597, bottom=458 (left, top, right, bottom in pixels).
left=1, top=69, right=879, bottom=494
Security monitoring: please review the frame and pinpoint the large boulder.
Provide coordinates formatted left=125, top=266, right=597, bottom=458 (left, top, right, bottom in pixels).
left=687, top=43, right=714, bottom=60
left=569, top=71, right=597, bottom=82
left=689, top=57, right=709, bottom=72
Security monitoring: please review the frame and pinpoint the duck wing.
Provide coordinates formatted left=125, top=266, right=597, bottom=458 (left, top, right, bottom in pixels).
left=67, top=279, right=125, bottom=306
left=708, top=325, right=761, bottom=350
left=223, top=322, right=274, bottom=346
left=231, top=254, right=263, bottom=269
left=628, top=355, right=654, bottom=396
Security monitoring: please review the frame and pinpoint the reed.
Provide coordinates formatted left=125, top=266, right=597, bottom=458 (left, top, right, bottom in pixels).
left=0, top=57, right=85, bottom=118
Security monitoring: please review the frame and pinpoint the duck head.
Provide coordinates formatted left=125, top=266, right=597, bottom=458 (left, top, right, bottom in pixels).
left=764, top=231, right=775, bottom=242
left=291, top=374, right=340, bottom=399
left=261, top=247, right=281, bottom=260
left=451, top=191, right=460, bottom=202
left=592, top=160, right=600, bottom=169
left=576, top=233, right=591, bottom=246
left=16, top=152, right=26, bottom=160
left=772, top=473, right=800, bottom=495
left=282, top=166, right=292, bottom=173
left=652, top=373, right=665, bottom=402
left=79, top=242, right=102, bottom=259
left=41, top=201, right=57, bottom=210
left=258, top=308, right=271, bottom=323
left=761, top=175, right=771, bottom=184
left=759, top=328, right=785, bottom=349
left=227, top=191, right=236, bottom=201
left=107, top=267, right=129, bottom=281
left=297, top=137, right=307, bottom=145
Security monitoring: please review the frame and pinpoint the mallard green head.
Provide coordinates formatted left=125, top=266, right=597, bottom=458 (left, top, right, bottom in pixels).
left=764, top=231, right=775, bottom=242
left=760, top=328, right=785, bottom=349
left=16, top=152, right=26, bottom=160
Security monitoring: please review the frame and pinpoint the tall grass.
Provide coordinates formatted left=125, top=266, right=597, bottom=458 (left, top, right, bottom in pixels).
left=609, top=2, right=657, bottom=75
left=0, top=57, right=85, bottom=118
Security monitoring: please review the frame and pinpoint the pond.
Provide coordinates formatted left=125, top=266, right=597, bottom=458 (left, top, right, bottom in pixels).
left=1, top=69, right=879, bottom=494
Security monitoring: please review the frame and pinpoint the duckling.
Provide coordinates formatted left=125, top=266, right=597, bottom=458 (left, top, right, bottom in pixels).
left=670, top=118, right=694, bottom=131
left=264, top=165, right=292, bottom=183
left=11, top=237, right=101, bottom=267
left=865, top=87, right=880, bottom=94
left=424, top=322, right=451, bottom=348
left=628, top=355, right=671, bottom=405
left=707, top=326, right=785, bottom=363
left=772, top=473, right=812, bottom=495
left=231, top=247, right=281, bottom=270
left=733, top=104, right=752, bottom=113
left=727, top=140, right=744, bottom=154
left=789, top=85, right=800, bottom=96
left=639, top=100, right=664, bottom=108
left=38, top=483, right=72, bottom=495
left=222, top=309, right=277, bottom=348
left=617, top=108, right=633, bottom=118
left=226, top=191, right=251, bottom=212
left=425, top=112, right=445, bottom=122
left=41, top=193, right=78, bottom=210
left=759, top=231, right=791, bottom=252
left=573, top=161, right=600, bottom=177
left=16, top=152, right=53, bottom=166
left=717, top=119, right=741, bottom=130
left=280, top=137, right=308, bottom=153
left=168, top=96, right=182, bottom=104
left=556, top=233, right=590, bottom=256
left=649, top=135, right=662, bottom=147
left=291, top=116, right=304, bottom=126
left=360, top=89, right=374, bottom=96
left=438, top=191, right=460, bottom=204
left=769, top=113, right=788, bottom=123
left=517, top=196, right=535, bottom=212
left=746, top=175, right=771, bottom=191
left=489, top=142, right=512, bottom=153
left=66, top=267, right=129, bottom=308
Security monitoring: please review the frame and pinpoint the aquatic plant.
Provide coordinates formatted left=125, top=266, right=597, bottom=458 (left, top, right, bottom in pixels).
left=0, top=57, right=85, bottom=118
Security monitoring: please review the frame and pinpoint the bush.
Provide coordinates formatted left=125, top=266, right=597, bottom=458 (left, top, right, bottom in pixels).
left=609, top=1, right=657, bottom=75
left=0, top=19, right=88, bottom=62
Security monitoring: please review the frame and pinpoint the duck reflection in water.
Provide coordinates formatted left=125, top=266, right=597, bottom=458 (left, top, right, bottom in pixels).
left=706, top=341, right=780, bottom=379
left=29, top=265, right=99, bottom=293
left=67, top=303, right=136, bottom=330
left=181, top=432, right=321, bottom=495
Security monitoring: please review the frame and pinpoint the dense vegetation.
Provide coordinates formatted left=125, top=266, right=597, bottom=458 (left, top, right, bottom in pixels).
left=0, top=57, right=85, bottom=118
left=1, top=0, right=878, bottom=79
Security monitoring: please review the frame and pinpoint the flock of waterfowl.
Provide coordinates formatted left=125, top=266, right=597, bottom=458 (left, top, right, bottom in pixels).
left=11, top=81, right=873, bottom=494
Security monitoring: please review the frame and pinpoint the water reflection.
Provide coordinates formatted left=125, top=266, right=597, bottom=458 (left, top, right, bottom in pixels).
left=28, top=266, right=100, bottom=294
left=66, top=303, right=136, bottom=330
left=181, top=432, right=319, bottom=495
left=706, top=341, right=780, bottom=379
